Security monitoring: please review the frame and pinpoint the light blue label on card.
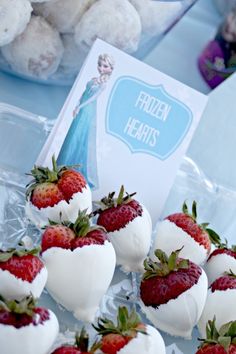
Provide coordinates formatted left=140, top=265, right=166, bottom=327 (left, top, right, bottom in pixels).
left=106, top=76, right=193, bottom=160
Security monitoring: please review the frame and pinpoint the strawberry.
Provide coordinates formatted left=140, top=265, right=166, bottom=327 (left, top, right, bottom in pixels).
left=196, top=317, right=236, bottom=354
left=41, top=211, right=107, bottom=253
left=153, top=200, right=221, bottom=265
left=25, top=156, right=92, bottom=228
left=140, top=248, right=208, bottom=338
left=41, top=224, right=76, bottom=252
left=41, top=211, right=116, bottom=322
left=0, top=294, right=59, bottom=354
left=198, top=271, right=236, bottom=337
left=99, top=334, right=130, bottom=354
left=52, top=327, right=98, bottom=354
left=0, top=245, right=47, bottom=300
left=31, top=182, right=64, bottom=209
left=211, top=271, right=236, bottom=292
left=206, top=238, right=236, bottom=285
left=95, top=185, right=152, bottom=272
left=93, top=306, right=166, bottom=354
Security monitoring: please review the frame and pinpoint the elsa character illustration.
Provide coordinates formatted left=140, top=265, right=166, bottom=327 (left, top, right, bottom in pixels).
left=57, top=53, right=115, bottom=189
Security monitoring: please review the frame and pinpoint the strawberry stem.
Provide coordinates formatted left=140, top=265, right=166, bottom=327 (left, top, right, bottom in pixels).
left=0, top=295, right=37, bottom=317
left=198, top=317, right=236, bottom=352
left=0, top=244, right=41, bottom=262
left=93, top=185, right=136, bottom=214
left=75, top=327, right=89, bottom=351
left=142, top=248, right=189, bottom=280
left=93, top=306, right=146, bottom=337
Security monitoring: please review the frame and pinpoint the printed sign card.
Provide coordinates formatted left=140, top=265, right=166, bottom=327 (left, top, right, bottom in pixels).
left=37, top=39, right=208, bottom=225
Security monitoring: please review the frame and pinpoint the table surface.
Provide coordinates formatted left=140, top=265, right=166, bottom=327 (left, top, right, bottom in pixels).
left=1, top=0, right=235, bottom=191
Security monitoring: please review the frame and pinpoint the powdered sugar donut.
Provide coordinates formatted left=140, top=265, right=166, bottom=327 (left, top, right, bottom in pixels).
left=129, top=0, right=183, bottom=36
left=74, top=0, right=142, bottom=54
left=33, top=0, right=96, bottom=33
left=0, top=0, right=32, bottom=46
left=60, top=34, right=87, bottom=76
left=1, top=15, right=64, bottom=79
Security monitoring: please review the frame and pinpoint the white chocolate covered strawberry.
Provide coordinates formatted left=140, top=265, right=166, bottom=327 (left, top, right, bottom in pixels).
left=96, top=186, right=152, bottom=272
left=140, top=249, right=208, bottom=339
left=0, top=245, right=47, bottom=301
left=41, top=211, right=116, bottom=322
left=198, top=271, right=236, bottom=337
left=0, top=295, right=59, bottom=354
left=153, top=201, right=220, bottom=265
left=205, top=238, right=236, bottom=285
left=25, top=156, right=92, bottom=228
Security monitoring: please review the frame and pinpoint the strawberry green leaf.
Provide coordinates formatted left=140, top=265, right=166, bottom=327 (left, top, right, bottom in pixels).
left=205, top=228, right=221, bottom=246
left=219, top=322, right=233, bottom=337
left=117, top=185, right=125, bottom=206
left=232, top=245, right=236, bottom=252
left=75, top=327, right=89, bottom=352
left=155, top=249, right=169, bottom=264
left=192, top=200, right=197, bottom=220
left=182, top=200, right=197, bottom=221
left=0, top=246, right=40, bottom=262
left=143, top=248, right=189, bottom=279
left=182, top=200, right=189, bottom=215
left=94, top=186, right=136, bottom=212
left=0, top=295, right=37, bottom=317
left=93, top=306, right=144, bottom=337
left=218, top=336, right=231, bottom=351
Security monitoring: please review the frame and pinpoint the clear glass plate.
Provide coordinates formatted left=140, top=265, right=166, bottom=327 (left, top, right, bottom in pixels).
left=1, top=103, right=235, bottom=353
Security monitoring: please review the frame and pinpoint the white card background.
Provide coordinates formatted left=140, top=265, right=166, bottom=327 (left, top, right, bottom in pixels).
left=37, top=39, right=208, bottom=226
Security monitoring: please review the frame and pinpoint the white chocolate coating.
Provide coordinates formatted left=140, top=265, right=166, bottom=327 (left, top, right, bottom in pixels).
left=0, top=0, right=32, bottom=46
left=117, top=324, right=166, bottom=354
left=141, top=269, right=208, bottom=339
left=74, top=0, right=141, bottom=54
left=0, top=266, right=47, bottom=300
left=42, top=241, right=116, bottom=322
left=0, top=309, right=59, bottom=354
left=107, top=205, right=152, bottom=272
left=198, top=287, right=236, bottom=337
left=33, top=0, right=96, bottom=33
left=129, top=0, right=183, bottom=36
left=153, top=219, right=208, bottom=265
left=1, top=15, right=64, bottom=79
left=25, top=185, right=92, bottom=228
left=205, top=252, right=236, bottom=285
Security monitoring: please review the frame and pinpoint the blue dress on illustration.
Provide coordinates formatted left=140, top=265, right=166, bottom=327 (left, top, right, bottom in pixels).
left=57, top=78, right=103, bottom=189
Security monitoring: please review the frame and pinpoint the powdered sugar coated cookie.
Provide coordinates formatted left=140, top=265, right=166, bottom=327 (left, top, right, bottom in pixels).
left=0, top=0, right=32, bottom=46
left=1, top=15, right=64, bottom=78
left=74, top=0, right=141, bottom=53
